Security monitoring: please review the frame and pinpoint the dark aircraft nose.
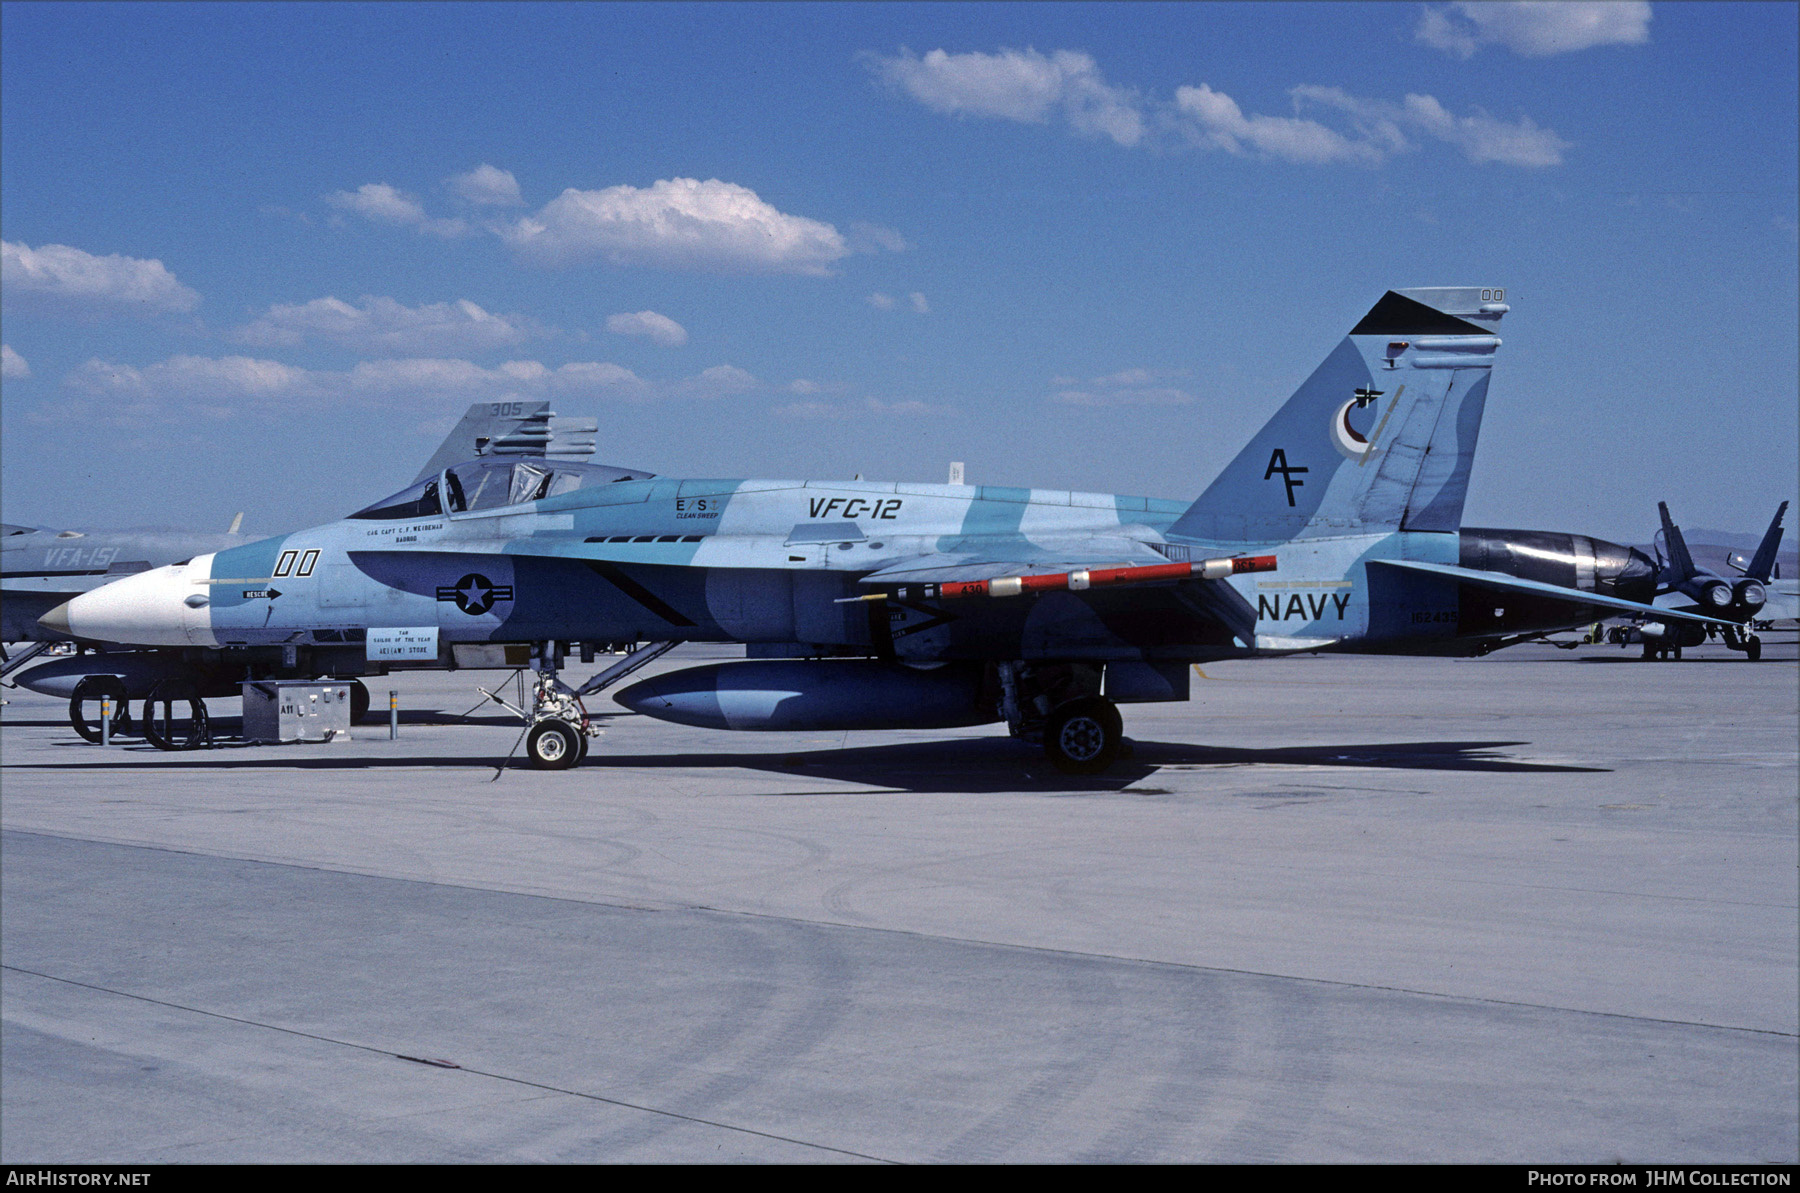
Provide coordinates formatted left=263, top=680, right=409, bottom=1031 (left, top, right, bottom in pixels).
left=1606, top=546, right=1657, bottom=605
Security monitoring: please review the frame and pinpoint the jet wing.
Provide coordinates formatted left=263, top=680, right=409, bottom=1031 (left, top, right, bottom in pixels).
left=1368, top=559, right=1738, bottom=627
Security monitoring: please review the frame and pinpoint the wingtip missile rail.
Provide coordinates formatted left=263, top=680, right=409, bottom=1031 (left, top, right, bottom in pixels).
left=838, top=554, right=1278, bottom=603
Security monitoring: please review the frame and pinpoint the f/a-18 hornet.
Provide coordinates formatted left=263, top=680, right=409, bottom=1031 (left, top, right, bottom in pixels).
left=41, top=287, right=1731, bottom=772
left=1604, top=500, right=1790, bottom=660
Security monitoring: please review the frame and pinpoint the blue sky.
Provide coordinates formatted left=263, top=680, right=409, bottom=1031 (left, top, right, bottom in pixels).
left=3, top=1, right=1795, bottom=547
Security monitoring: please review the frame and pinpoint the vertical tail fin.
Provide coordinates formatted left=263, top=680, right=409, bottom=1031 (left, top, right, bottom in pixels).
left=1745, top=501, right=1788, bottom=582
left=1657, top=501, right=1697, bottom=579
left=1170, top=287, right=1508, bottom=544
left=412, top=401, right=600, bottom=483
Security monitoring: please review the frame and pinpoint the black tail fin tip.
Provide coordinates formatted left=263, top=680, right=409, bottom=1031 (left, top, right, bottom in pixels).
left=1351, top=291, right=1496, bottom=337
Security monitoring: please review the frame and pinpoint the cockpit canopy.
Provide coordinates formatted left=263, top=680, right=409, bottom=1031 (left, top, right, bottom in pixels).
left=348, top=459, right=655, bottom=520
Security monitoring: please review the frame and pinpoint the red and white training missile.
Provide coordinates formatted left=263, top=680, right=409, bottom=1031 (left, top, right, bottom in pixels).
left=842, top=553, right=1277, bottom=603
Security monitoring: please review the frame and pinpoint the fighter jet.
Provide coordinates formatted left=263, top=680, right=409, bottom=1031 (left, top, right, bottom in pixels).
left=1605, top=501, right=1789, bottom=660
left=41, top=287, right=1734, bottom=772
left=1, top=520, right=253, bottom=687
left=7, top=400, right=598, bottom=735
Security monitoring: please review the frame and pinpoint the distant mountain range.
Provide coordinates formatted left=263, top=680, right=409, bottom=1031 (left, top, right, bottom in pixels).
left=1634, top=528, right=1798, bottom=579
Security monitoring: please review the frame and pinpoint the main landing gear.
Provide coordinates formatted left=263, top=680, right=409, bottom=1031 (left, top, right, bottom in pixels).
left=1722, top=625, right=1763, bottom=662
left=1045, top=696, right=1125, bottom=775
left=997, top=662, right=1127, bottom=775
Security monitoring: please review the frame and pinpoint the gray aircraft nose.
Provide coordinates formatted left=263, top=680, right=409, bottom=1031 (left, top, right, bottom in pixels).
left=37, top=602, right=73, bottom=636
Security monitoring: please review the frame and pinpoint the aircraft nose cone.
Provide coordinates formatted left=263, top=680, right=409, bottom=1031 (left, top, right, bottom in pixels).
left=52, top=556, right=220, bottom=647
left=37, top=601, right=73, bottom=636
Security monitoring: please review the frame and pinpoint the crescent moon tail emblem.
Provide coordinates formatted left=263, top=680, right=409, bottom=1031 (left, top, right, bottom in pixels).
left=1330, top=398, right=1372, bottom=459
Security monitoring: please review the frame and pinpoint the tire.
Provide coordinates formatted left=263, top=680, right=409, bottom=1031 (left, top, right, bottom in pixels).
left=348, top=679, right=370, bottom=724
left=1044, top=696, right=1123, bottom=775
left=69, top=675, right=131, bottom=743
left=1746, top=636, right=1762, bottom=662
left=142, top=678, right=210, bottom=751
left=526, top=719, right=581, bottom=770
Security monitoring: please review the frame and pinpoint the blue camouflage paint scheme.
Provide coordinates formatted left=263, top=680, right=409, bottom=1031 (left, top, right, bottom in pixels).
left=47, top=288, right=1740, bottom=672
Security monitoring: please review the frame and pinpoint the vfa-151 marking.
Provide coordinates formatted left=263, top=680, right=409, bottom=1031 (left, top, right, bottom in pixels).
left=43, top=287, right=1734, bottom=772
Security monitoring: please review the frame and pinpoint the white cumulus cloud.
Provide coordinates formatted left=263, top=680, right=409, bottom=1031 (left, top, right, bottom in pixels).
left=1051, top=367, right=1195, bottom=408
left=448, top=163, right=525, bottom=206
left=2, top=240, right=200, bottom=314
left=2, top=344, right=30, bottom=379
left=1174, top=83, right=1390, bottom=165
left=501, top=177, right=849, bottom=274
left=1417, top=1, right=1651, bottom=58
left=686, top=364, right=759, bottom=397
left=1290, top=86, right=1571, bottom=167
left=56, top=351, right=771, bottom=424
left=237, top=295, right=545, bottom=354
left=326, top=183, right=469, bottom=238
left=606, top=310, right=688, bottom=347
left=868, top=45, right=1571, bottom=169
left=866, top=47, right=1145, bottom=146
left=868, top=292, right=931, bottom=314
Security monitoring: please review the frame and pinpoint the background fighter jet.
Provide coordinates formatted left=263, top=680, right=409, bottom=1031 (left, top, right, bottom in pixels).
left=42, top=287, right=1736, bottom=772
left=6, top=400, right=598, bottom=737
left=1603, top=501, right=1789, bottom=660
left=1, top=520, right=253, bottom=688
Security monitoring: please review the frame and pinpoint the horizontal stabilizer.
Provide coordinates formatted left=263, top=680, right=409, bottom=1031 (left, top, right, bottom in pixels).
left=1369, top=559, right=1736, bottom=627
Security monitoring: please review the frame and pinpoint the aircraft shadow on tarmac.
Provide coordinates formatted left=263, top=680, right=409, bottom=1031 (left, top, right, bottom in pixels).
left=583, top=736, right=1607, bottom=793
left=15, top=727, right=1606, bottom=792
